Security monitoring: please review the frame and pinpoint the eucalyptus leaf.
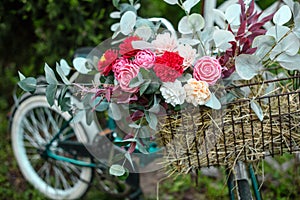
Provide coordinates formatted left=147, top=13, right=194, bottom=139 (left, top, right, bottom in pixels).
left=140, top=80, right=151, bottom=96
left=131, top=40, right=154, bottom=50
left=163, top=0, right=178, bottom=5
left=45, top=63, right=58, bottom=85
left=266, top=25, right=290, bottom=42
left=109, top=164, right=126, bottom=177
left=252, top=35, right=275, bottom=60
left=212, top=9, right=226, bottom=29
left=148, top=104, right=160, bottom=113
left=110, top=11, right=121, bottom=19
left=136, top=142, right=149, bottom=154
left=178, top=14, right=204, bottom=34
left=120, top=11, right=136, bottom=35
left=182, top=0, right=200, bottom=14
left=135, top=26, right=153, bottom=41
left=129, top=73, right=144, bottom=88
left=18, top=71, right=25, bottom=81
left=58, top=85, right=68, bottom=106
left=144, top=82, right=160, bottom=94
left=95, top=98, right=109, bottom=112
left=145, top=111, right=158, bottom=131
left=270, top=32, right=299, bottom=59
left=46, top=84, right=57, bottom=106
left=108, top=103, right=122, bottom=120
left=293, top=19, right=300, bottom=39
left=56, top=62, right=71, bottom=85
left=276, top=54, right=300, bottom=70
left=59, top=59, right=71, bottom=76
left=205, top=93, right=221, bottom=110
left=225, top=4, right=241, bottom=26
left=177, top=73, right=193, bottom=82
left=129, top=123, right=141, bottom=129
left=59, top=97, right=71, bottom=112
left=125, top=152, right=135, bottom=171
left=73, top=57, right=91, bottom=74
left=235, top=54, right=262, bottom=80
left=111, top=23, right=120, bottom=32
left=273, top=5, right=292, bottom=25
left=18, top=77, right=37, bottom=93
left=112, top=0, right=120, bottom=8
left=213, top=30, right=235, bottom=51
left=250, top=100, right=264, bottom=121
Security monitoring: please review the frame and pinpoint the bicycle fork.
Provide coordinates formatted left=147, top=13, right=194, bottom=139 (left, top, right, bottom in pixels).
left=227, top=161, right=262, bottom=200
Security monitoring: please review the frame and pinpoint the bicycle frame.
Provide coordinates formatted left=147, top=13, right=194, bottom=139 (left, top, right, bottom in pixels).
left=42, top=117, right=97, bottom=168
left=227, top=162, right=262, bottom=200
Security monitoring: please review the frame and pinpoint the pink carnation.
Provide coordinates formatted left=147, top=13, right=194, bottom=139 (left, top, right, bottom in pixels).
left=133, top=50, right=156, bottom=69
left=193, top=56, right=222, bottom=85
left=116, top=62, right=140, bottom=93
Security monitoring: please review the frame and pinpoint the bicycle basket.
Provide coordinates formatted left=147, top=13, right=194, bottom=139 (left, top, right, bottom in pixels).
left=157, top=70, right=300, bottom=174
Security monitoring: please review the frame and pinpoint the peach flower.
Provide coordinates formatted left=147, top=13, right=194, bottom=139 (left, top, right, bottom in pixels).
left=184, top=78, right=211, bottom=106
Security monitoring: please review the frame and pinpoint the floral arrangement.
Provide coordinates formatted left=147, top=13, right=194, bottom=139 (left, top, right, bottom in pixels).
left=18, top=0, right=300, bottom=176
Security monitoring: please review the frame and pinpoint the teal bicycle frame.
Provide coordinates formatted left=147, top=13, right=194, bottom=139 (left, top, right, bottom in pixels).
left=42, top=118, right=97, bottom=168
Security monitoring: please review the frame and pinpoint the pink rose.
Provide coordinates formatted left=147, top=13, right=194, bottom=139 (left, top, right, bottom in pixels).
left=193, top=56, right=222, bottom=85
left=133, top=50, right=156, bottom=69
left=112, top=58, right=129, bottom=77
left=116, top=63, right=139, bottom=93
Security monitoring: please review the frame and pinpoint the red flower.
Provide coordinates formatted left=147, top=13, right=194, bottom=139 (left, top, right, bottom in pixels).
left=97, top=49, right=119, bottom=76
left=119, top=36, right=141, bottom=56
left=153, top=51, right=184, bottom=82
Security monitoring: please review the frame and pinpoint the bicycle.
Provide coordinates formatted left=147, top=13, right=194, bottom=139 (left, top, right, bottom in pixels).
left=9, top=45, right=146, bottom=199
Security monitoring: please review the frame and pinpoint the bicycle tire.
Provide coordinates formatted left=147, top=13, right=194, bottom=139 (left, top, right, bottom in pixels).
left=10, top=95, right=93, bottom=200
left=237, top=179, right=253, bottom=200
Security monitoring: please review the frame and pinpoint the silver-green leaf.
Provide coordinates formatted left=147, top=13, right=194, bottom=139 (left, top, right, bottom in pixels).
left=56, top=62, right=71, bottom=85
left=45, top=63, right=58, bottom=85
left=235, top=54, right=263, bottom=80
left=205, top=93, right=221, bottom=110
left=46, top=84, right=57, bottom=106
left=250, top=100, right=264, bottom=121
left=18, top=77, right=37, bottom=93
left=109, top=164, right=126, bottom=177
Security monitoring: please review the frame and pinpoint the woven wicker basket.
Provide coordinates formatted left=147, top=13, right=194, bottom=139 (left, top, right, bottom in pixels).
left=157, top=72, right=300, bottom=174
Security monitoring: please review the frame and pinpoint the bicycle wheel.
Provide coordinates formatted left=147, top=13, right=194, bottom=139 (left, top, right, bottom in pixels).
left=10, top=95, right=93, bottom=200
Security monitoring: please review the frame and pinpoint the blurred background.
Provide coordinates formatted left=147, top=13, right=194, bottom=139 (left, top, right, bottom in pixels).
left=2, top=0, right=299, bottom=199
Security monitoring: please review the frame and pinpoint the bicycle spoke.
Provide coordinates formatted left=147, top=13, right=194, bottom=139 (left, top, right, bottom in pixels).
left=36, top=108, right=52, bottom=141
left=23, top=115, right=45, bottom=145
left=23, top=131, right=40, bottom=149
left=55, top=161, right=81, bottom=184
left=45, top=108, right=60, bottom=133
left=53, top=165, right=72, bottom=190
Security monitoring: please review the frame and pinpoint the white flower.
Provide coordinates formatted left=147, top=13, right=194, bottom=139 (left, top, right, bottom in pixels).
left=151, top=32, right=177, bottom=53
left=160, top=80, right=186, bottom=107
left=176, top=43, right=196, bottom=70
left=184, top=78, right=211, bottom=106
